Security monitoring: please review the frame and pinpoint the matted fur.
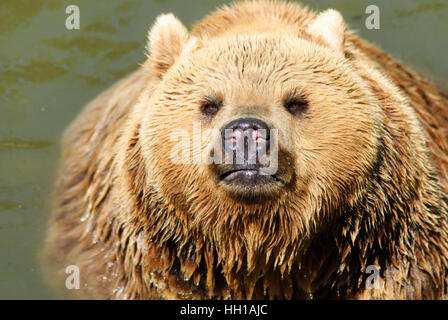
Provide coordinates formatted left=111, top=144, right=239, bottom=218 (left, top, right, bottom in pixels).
left=45, top=0, right=448, bottom=299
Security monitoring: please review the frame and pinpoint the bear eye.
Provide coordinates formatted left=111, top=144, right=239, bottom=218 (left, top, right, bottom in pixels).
left=200, top=95, right=222, bottom=116
left=284, top=94, right=308, bottom=116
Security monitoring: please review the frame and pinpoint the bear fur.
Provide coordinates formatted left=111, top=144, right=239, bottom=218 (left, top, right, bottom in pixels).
left=45, top=0, right=448, bottom=299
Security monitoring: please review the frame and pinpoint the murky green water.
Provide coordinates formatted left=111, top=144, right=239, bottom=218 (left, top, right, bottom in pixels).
left=0, top=0, right=447, bottom=299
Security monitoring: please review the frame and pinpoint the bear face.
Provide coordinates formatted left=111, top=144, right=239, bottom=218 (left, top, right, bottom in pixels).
left=139, top=12, right=384, bottom=250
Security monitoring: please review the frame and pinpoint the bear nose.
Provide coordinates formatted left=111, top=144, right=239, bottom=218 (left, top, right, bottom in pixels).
left=221, top=118, right=270, bottom=164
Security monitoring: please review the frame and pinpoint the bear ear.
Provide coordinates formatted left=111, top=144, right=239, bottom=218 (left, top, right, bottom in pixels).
left=307, top=9, right=346, bottom=52
left=146, top=13, right=190, bottom=78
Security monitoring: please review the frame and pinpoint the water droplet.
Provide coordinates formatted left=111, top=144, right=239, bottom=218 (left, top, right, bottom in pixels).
left=80, top=211, right=91, bottom=222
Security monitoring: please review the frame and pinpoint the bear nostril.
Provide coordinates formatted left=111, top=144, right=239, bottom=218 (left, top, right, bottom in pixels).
left=222, top=118, right=270, bottom=139
left=221, top=118, right=271, bottom=162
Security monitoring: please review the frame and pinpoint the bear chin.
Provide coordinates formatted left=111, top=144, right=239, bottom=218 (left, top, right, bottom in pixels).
left=210, top=147, right=296, bottom=201
left=213, top=164, right=284, bottom=197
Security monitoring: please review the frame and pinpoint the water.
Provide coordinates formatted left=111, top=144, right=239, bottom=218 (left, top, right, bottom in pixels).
left=0, top=0, right=447, bottom=299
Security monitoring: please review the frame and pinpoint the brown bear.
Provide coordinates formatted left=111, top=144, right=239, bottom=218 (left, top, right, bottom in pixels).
left=45, top=0, right=448, bottom=299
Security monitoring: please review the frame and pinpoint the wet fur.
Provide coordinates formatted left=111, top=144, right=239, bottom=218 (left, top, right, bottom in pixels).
left=45, top=1, right=448, bottom=299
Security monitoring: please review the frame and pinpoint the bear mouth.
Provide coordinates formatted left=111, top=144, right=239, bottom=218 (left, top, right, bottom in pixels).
left=219, top=168, right=281, bottom=185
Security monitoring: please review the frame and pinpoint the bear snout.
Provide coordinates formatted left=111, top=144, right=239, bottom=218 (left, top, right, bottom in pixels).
left=221, top=117, right=271, bottom=165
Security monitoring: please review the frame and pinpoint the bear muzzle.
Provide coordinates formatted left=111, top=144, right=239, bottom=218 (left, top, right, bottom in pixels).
left=214, top=117, right=285, bottom=190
